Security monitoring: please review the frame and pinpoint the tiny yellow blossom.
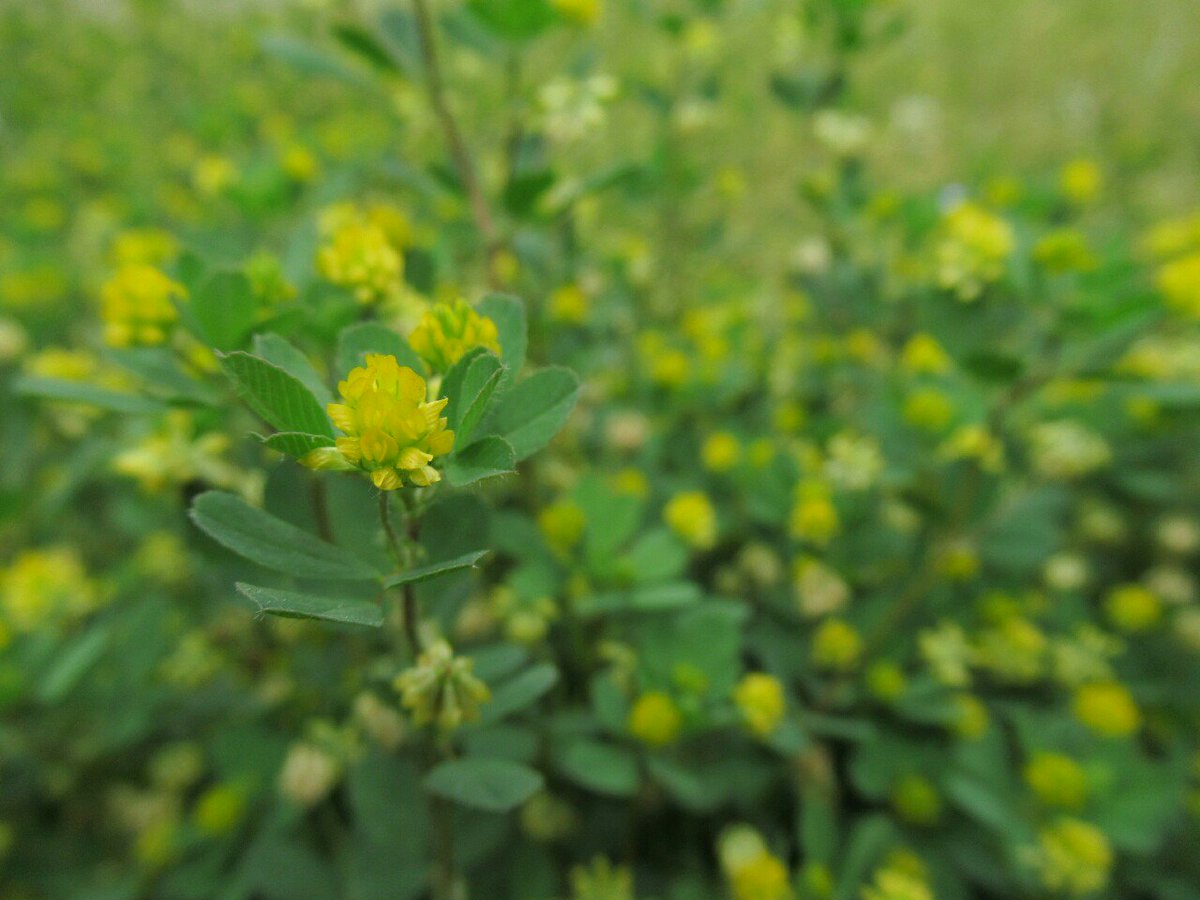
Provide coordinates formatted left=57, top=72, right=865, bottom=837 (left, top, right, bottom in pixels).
left=551, top=0, right=601, bottom=26
left=628, top=691, right=683, bottom=746
left=1073, top=681, right=1140, bottom=737
left=549, top=283, right=589, bottom=324
left=408, top=298, right=501, bottom=373
left=789, top=482, right=839, bottom=546
left=664, top=491, right=718, bottom=550
left=192, top=783, right=246, bottom=835
left=1025, top=752, right=1088, bottom=809
left=1060, top=159, right=1102, bottom=206
left=321, top=354, right=454, bottom=490
left=903, top=388, right=954, bottom=431
left=1155, top=252, right=1200, bottom=317
left=934, top=202, right=1014, bottom=300
left=100, top=264, right=186, bottom=348
left=1036, top=817, right=1111, bottom=896
left=719, top=825, right=794, bottom=900
left=811, top=618, right=863, bottom=672
left=1104, top=583, right=1162, bottom=632
left=734, top=673, right=787, bottom=737
left=0, top=546, right=99, bottom=633
left=899, top=333, right=952, bottom=375
left=891, top=774, right=941, bottom=826
left=1034, top=228, right=1097, bottom=274
left=316, top=213, right=403, bottom=305
left=702, top=432, right=742, bottom=473
left=539, top=501, right=587, bottom=557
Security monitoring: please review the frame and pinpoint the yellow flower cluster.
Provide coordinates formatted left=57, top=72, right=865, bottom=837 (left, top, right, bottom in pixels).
left=323, top=354, right=455, bottom=490
left=811, top=618, right=863, bottom=672
left=628, top=691, right=683, bottom=746
left=0, top=546, right=99, bottom=636
left=394, top=640, right=491, bottom=732
left=934, top=202, right=1014, bottom=300
left=100, top=263, right=186, bottom=347
left=1024, top=751, right=1088, bottom=809
left=316, top=203, right=410, bottom=305
left=663, top=490, right=718, bottom=550
left=408, top=298, right=501, bottom=373
left=718, top=825, right=793, bottom=900
left=789, top=481, right=839, bottom=545
left=114, top=410, right=260, bottom=499
left=861, top=863, right=934, bottom=900
left=733, top=673, right=786, bottom=737
left=1036, top=817, right=1112, bottom=896
left=1073, top=680, right=1141, bottom=737
left=538, top=501, right=587, bottom=557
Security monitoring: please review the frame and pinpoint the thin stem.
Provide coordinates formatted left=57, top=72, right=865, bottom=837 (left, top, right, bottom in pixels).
left=411, top=0, right=501, bottom=284
left=310, top=478, right=334, bottom=542
left=379, top=491, right=404, bottom=566
left=430, top=794, right=456, bottom=900
left=380, top=491, right=424, bottom=658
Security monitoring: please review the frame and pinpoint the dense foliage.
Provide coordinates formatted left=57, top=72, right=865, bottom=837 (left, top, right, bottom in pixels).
left=4, top=2, right=1200, bottom=899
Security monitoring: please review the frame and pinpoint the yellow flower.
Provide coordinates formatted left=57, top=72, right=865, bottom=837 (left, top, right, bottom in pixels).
left=789, top=482, right=839, bottom=546
left=811, top=618, right=862, bottom=672
left=934, top=202, right=1014, bottom=300
left=702, top=431, right=742, bottom=473
left=114, top=410, right=259, bottom=499
left=1036, top=817, right=1111, bottom=896
left=903, top=388, right=954, bottom=432
left=323, top=354, right=455, bottom=490
left=539, top=501, right=587, bottom=557
left=408, top=298, right=501, bottom=373
left=316, top=219, right=403, bottom=305
left=734, top=673, right=786, bottom=737
left=192, top=783, right=246, bottom=835
left=664, top=491, right=718, bottom=550
left=1104, top=583, right=1162, bottom=633
left=549, top=283, right=589, bottom=324
left=1073, top=681, right=1140, bottom=738
left=719, top=826, right=793, bottom=900
left=939, top=424, right=1005, bottom=472
left=551, top=0, right=601, bottom=26
left=866, top=661, right=907, bottom=701
left=628, top=691, right=683, bottom=746
left=394, top=640, right=491, bottom=732
left=109, top=228, right=179, bottom=266
left=0, top=546, right=99, bottom=633
left=1060, top=159, right=1102, bottom=206
left=861, top=865, right=933, bottom=900
left=281, top=144, right=319, bottom=182
left=1024, top=752, right=1088, bottom=809
left=1155, top=252, right=1200, bottom=317
left=100, top=264, right=186, bottom=348
left=569, top=856, right=633, bottom=900
left=899, top=333, right=952, bottom=375
left=951, top=693, right=990, bottom=740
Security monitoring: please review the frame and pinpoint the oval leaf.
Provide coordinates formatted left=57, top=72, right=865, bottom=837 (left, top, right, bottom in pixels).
left=423, top=758, right=543, bottom=813
left=219, top=351, right=334, bottom=437
left=235, top=583, right=383, bottom=627
left=486, top=367, right=579, bottom=461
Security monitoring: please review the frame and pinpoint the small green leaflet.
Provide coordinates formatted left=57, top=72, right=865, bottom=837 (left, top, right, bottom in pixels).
left=235, top=583, right=383, bottom=627
left=382, top=550, right=489, bottom=588
left=423, top=757, right=543, bottom=812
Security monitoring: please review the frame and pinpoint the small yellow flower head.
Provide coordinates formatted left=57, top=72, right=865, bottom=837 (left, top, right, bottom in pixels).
left=324, top=354, right=454, bottom=490
left=192, top=783, right=246, bottom=835
left=1025, top=752, right=1088, bottom=809
left=811, top=618, right=863, bottom=672
left=1060, top=159, right=1103, bottom=206
left=539, top=501, right=587, bottom=557
left=1027, top=421, right=1112, bottom=480
left=861, top=864, right=934, bottom=900
left=281, top=143, right=319, bottom=183
left=408, top=298, right=501, bottom=373
left=934, top=202, right=1014, bottom=301
left=316, top=219, right=403, bottom=305
left=794, top=556, right=850, bottom=618
left=935, top=538, right=980, bottom=582
left=109, top=228, right=179, bottom=266
left=900, top=333, right=952, bottom=375
left=569, top=856, right=634, bottom=900
left=1, top=546, right=99, bottom=633
left=1073, top=681, right=1141, bottom=738
left=903, top=388, right=954, bottom=432
left=549, top=282, right=590, bottom=324
left=1034, top=228, right=1097, bottom=274
left=789, top=482, right=840, bottom=546
left=277, top=742, right=341, bottom=808
left=100, top=264, right=186, bottom=347
left=1035, top=817, right=1112, bottom=896
left=664, top=490, right=718, bottom=550
left=718, top=825, right=794, bottom=900
left=628, top=690, right=683, bottom=746
left=1155, top=252, right=1200, bottom=318
left=394, top=640, right=491, bottom=732
left=891, top=774, right=942, bottom=826
left=702, top=431, right=742, bottom=473
left=1104, top=583, right=1162, bottom=633
left=939, top=424, right=1005, bottom=472
left=974, top=617, right=1046, bottom=684
left=734, top=673, right=787, bottom=737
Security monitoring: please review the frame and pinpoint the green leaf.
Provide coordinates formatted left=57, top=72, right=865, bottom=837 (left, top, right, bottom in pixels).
left=466, top=0, right=557, bottom=41
left=555, top=740, right=639, bottom=797
left=260, top=432, right=336, bottom=459
left=253, top=333, right=332, bottom=406
left=477, top=294, right=526, bottom=386
left=445, top=436, right=517, bottom=487
left=190, top=271, right=259, bottom=350
left=478, top=663, right=558, bottom=725
left=12, top=376, right=166, bottom=414
left=423, top=758, right=543, bottom=812
left=487, top=367, right=579, bottom=461
left=39, top=626, right=110, bottom=703
left=106, top=347, right=221, bottom=405
left=190, top=491, right=380, bottom=581
left=444, top=350, right=504, bottom=444
left=331, top=22, right=403, bottom=74
left=235, top=583, right=383, bottom=627
left=336, top=322, right=426, bottom=376
left=259, top=33, right=373, bottom=87
left=834, top=815, right=899, bottom=900
left=383, top=550, right=490, bottom=588
left=219, top=351, right=334, bottom=437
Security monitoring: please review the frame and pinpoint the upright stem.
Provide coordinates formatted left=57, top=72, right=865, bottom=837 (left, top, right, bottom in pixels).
left=411, top=0, right=501, bottom=284
left=380, top=491, right=423, bottom=657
